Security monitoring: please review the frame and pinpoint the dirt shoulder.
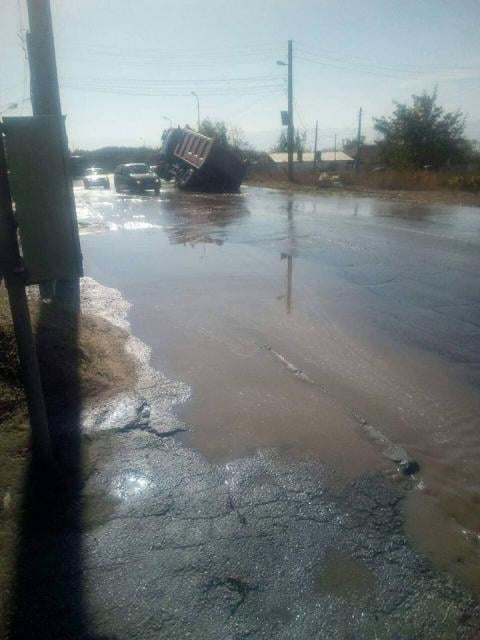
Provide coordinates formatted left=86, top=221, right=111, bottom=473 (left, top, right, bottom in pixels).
left=246, top=178, right=480, bottom=207
left=0, top=284, right=137, bottom=635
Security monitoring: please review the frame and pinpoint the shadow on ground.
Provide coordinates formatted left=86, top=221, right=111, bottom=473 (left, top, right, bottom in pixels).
left=8, top=283, right=115, bottom=640
left=5, top=278, right=480, bottom=640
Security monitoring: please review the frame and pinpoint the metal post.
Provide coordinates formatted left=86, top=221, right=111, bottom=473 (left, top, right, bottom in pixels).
left=313, top=119, right=318, bottom=173
left=287, top=40, right=294, bottom=182
left=356, top=107, right=363, bottom=175
left=0, top=133, right=52, bottom=462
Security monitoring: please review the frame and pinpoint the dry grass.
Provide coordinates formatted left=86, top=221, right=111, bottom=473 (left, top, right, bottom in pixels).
left=246, top=170, right=480, bottom=206
left=249, top=168, right=480, bottom=191
left=342, top=170, right=480, bottom=192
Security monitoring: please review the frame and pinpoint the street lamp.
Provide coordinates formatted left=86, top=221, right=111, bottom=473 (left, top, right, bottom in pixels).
left=191, top=91, right=200, bottom=131
left=162, top=115, right=172, bottom=128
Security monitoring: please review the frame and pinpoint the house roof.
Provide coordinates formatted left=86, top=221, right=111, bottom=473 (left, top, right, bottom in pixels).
left=319, top=151, right=354, bottom=162
left=269, top=151, right=354, bottom=163
left=269, top=152, right=315, bottom=163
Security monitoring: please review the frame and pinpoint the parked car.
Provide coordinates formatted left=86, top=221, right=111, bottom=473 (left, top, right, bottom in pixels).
left=83, top=167, right=110, bottom=189
left=114, top=163, right=160, bottom=193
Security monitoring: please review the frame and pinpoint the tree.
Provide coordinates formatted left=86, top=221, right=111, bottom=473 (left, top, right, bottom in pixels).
left=198, top=119, right=250, bottom=151
left=199, top=119, right=229, bottom=147
left=295, top=129, right=307, bottom=153
left=271, top=130, right=288, bottom=152
left=343, top=135, right=365, bottom=150
left=227, top=126, right=250, bottom=151
left=374, top=90, right=468, bottom=169
left=271, top=129, right=307, bottom=153
left=71, top=146, right=160, bottom=172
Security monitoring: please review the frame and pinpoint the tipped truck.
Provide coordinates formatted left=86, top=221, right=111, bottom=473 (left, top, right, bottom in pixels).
left=157, top=128, right=246, bottom=193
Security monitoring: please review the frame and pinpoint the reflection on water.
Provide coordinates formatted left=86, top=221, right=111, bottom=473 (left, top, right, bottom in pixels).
left=279, top=253, right=294, bottom=314
left=80, top=184, right=480, bottom=592
left=313, top=550, right=376, bottom=598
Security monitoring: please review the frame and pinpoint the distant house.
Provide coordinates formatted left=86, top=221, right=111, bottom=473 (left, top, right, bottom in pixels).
left=268, top=150, right=354, bottom=172
left=317, top=151, right=354, bottom=171
left=344, top=144, right=382, bottom=168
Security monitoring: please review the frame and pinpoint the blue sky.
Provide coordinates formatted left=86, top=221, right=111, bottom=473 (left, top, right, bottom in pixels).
left=2, top=0, right=480, bottom=150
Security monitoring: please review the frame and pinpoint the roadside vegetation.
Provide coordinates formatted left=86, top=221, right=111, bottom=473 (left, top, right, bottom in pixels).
left=249, top=92, right=480, bottom=205
left=71, top=119, right=251, bottom=175
left=246, top=170, right=480, bottom=206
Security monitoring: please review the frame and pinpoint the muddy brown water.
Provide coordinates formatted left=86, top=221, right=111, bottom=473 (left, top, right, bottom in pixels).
left=79, top=183, right=480, bottom=591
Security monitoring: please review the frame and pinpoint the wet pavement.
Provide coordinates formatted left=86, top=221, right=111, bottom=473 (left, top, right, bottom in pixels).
left=23, top=181, right=480, bottom=638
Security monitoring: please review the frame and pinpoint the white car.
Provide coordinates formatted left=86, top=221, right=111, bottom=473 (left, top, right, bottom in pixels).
left=83, top=167, right=110, bottom=190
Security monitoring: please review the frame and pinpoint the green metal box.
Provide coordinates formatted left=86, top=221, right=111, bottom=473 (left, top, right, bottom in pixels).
left=3, top=116, right=82, bottom=284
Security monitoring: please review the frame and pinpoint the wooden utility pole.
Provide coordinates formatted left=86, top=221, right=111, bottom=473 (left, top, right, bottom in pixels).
left=26, top=0, right=81, bottom=303
left=355, top=107, right=363, bottom=174
left=26, top=0, right=62, bottom=117
left=334, top=134, right=337, bottom=161
left=313, top=119, right=318, bottom=173
left=287, top=40, right=294, bottom=182
left=0, top=133, right=52, bottom=462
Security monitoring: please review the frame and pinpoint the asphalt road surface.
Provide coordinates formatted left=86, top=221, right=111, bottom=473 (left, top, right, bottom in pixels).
left=47, top=180, right=480, bottom=639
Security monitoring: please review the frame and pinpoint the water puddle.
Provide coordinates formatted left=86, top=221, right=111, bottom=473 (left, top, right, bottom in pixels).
left=313, top=550, right=376, bottom=598
left=80, top=185, right=480, bottom=591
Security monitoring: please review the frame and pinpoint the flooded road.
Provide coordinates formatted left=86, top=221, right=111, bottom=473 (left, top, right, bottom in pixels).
left=78, top=182, right=480, bottom=591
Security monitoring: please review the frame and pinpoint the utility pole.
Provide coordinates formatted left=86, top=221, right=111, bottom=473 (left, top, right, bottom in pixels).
left=334, top=134, right=337, bottom=161
left=287, top=40, right=294, bottom=182
left=26, top=0, right=62, bottom=117
left=355, top=107, right=363, bottom=175
left=26, top=0, right=81, bottom=304
left=0, top=133, right=52, bottom=462
left=313, top=119, right=318, bottom=173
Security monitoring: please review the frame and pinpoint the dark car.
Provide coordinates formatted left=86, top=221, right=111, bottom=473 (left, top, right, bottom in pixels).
left=114, top=163, right=160, bottom=193
left=83, top=167, right=110, bottom=189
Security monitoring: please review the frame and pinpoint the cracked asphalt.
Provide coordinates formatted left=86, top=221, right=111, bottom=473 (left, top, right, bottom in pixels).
left=14, top=422, right=480, bottom=639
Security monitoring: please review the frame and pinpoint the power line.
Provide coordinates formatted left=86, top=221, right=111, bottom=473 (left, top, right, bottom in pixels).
left=60, top=74, right=282, bottom=85
left=59, top=42, right=282, bottom=58
left=296, top=41, right=480, bottom=74
left=224, top=93, right=279, bottom=121
left=296, top=52, right=425, bottom=80
left=293, top=99, right=308, bottom=131
left=60, top=84, right=284, bottom=98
